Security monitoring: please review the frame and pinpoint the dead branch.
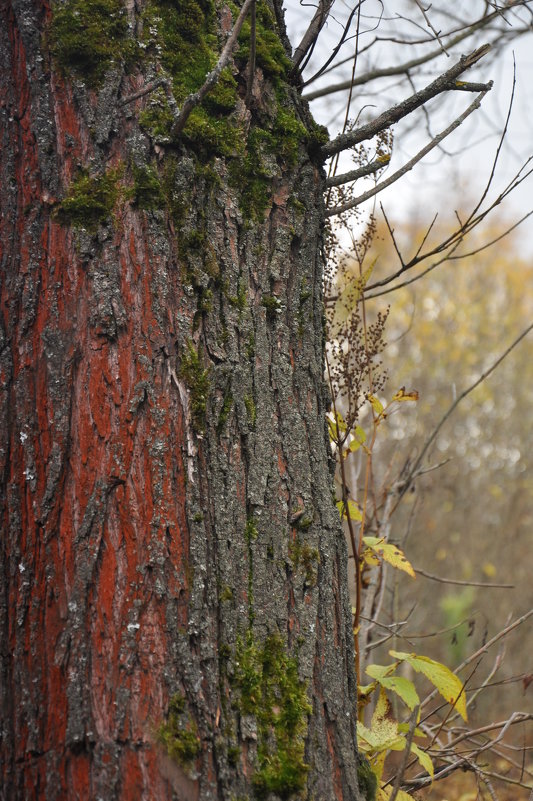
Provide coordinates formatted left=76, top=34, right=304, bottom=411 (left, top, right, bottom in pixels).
left=414, top=567, right=514, bottom=589
left=322, top=45, right=491, bottom=158
left=171, top=0, right=254, bottom=135
left=326, top=85, right=491, bottom=214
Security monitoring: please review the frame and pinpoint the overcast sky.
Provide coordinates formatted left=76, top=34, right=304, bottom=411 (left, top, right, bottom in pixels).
left=285, top=1, right=533, bottom=253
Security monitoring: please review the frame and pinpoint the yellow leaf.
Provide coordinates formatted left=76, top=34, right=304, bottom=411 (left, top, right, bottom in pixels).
left=392, top=387, right=419, bottom=402
left=363, top=549, right=381, bottom=567
left=366, top=664, right=420, bottom=711
left=367, top=394, right=384, bottom=416
left=363, top=537, right=415, bottom=578
left=410, top=742, right=434, bottom=778
left=389, top=651, right=467, bottom=721
left=347, top=425, right=367, bottom=453
left=378, top=787, right=417, bottom=801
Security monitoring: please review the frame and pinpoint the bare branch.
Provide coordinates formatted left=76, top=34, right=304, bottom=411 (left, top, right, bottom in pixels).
left=171, top=0, right=254, bottom=136
left=322, top=45, right=491, bottom=158
left=291, top=0, right=334, bottom=71
left=414, top=567, right=514, bottom=589
left=303, top=3, right=515, bottom=100
left=325, top=155, right=391, bottom=188
left=326, top=85, right=491, bottom=215
left=120, top=77, right=169, bottom=106
left=245, top=0, right=256, bottom=106
left=413, top=0, right=449, bottom=54
left=401, top=321, right=533, bottom=495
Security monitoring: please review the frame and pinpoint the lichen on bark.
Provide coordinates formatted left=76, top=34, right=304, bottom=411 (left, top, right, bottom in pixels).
left=0, top=0, right=363, bottom=799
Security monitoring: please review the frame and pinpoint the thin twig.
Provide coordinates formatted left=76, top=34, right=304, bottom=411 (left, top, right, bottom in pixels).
left=389, top=706, right=420, bottom=801
left=414, top=567, right=514, bottom=589
left=245, top=0, right=256, bottom=106
left=120, top=77, right=168, bottom=106
left=326, top=86, right=491, bottom=215
left=322, top=44, right=491, bottom=158
left=401, top=322, right=533, bottom=495
left=325, top=156, right=391, bottom=188
left=291, top=0, right=334, bottom=72
left=171, top=0, right=254, bottom=135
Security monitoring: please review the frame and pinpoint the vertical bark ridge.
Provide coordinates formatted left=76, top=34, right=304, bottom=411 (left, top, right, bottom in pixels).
left=0, top=0, right=363, bottom=798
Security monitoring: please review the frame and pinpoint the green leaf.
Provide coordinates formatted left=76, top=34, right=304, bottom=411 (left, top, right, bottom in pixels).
left=363, top=537, right=415, bottom=578
left=337, top=499, right=362, bottom=522
left=347, top=425, right=367, bottom=453
left=327, top=410, right=347, bottom=440
left=367, top=674, right=420, bottom=712
left=367, top=394, right=384, bottom=416
left=389, top=651, right=467, bottom=721
left=410, top=742, right=434, bottom=778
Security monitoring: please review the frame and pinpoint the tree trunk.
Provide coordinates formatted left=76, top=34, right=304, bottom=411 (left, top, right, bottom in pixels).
left=0, top=0, right=363, bottom=798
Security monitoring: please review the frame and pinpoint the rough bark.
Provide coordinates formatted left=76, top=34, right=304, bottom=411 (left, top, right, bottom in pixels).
left=0, top=0, right=363, bottom=799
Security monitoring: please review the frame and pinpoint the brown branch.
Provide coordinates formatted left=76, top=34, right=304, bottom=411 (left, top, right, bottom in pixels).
left=120, top=77, right=169, bottom=106
left=245, top=0, right=256, bottom=106
left=414, top=567, right=514, bottom=589
left=304, top=1, right=526, bottom=99
left=322, top=45, right=491, bottom=158
left=171, top=0, right=254, bottom=136
left=291, top=0, right=334, bottom=71
left=402, top=321, right=533, bottom=495
left=326, top=85, right=491, bottom=214
left=325, top=155, right=391, bottom=188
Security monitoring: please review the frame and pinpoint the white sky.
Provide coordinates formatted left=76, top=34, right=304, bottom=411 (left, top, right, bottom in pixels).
left=284, top=1, right=533, bottom=253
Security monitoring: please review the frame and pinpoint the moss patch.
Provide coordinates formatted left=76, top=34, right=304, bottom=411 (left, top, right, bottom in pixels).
left=140, top=0, right=242, bottom=157
left=244, top=395, right=256, bottom=428
left=357, top=759, right=378, bottom=801
left=235, top=0, right=292, bottom=81
left=131, top=163, right=163, bottom=210
left=158, top=693, right=201, bottom=767
left=54, top=167, right=122, bottom=230
left=49, top=0, right=136, bottom=87
left=179, top=340, right=210, bottom=433
left=289, top=538, right=319, bottom=587
left=234, top=633, right=311, bottom=799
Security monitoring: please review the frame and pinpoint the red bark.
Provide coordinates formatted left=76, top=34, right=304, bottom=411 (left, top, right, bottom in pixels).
left=1, top=1, right=362, bottom=798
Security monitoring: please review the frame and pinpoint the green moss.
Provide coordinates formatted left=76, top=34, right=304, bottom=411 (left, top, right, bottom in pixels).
left=179, top=340, right=210, bottom=433
left=246, top=333, right=256, bottom=359
left=234, top=633, right=311, bottom=799
left=49, top=0, right=136, bottom=87
left=219, top=585, right=234, bottom=602
left=289, top=539, right=319, bottom=587
left=357, top=759, right=378, bottom=801
left=193, top=512, right=204, bottom=523
left=261, top=294, right=283, bottom=317
left=245, top=517, right=258, bottom=545
left=140, top=0, right=241, bottom=157
left=227, top=744, right=241, bottom=766
left=227, top=280, right=247, bottom=314
left=54, top=167, right=122, bottom=230
left=235, top=0, right=291, bottom=80
left=217, top=390, right=233, bottom=434
left=139, top=90, right=175, bottom=140
left=227, top=136, right=272, bottom=222
left=273, top=109, right=308, bottom=166
left=158, top=693, right=201, bottom=767
left=131, top=163, right=163, bottom=210
left=244, top=395, right=256, bottom=428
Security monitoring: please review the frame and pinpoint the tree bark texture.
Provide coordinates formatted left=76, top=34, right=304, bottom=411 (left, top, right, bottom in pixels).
left=0, top=1, right=363, bottom=798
